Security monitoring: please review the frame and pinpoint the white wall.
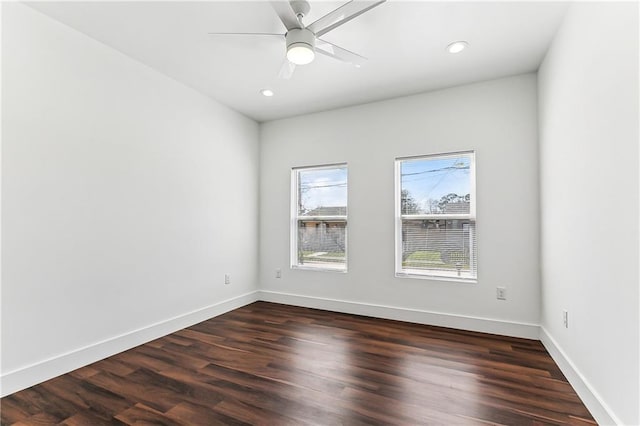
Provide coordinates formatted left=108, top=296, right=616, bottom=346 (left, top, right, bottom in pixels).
left=538, top=2, right=639, bottom=425
left=260, top=74, right=540, bottom=337
left=1, top=3, right=259, bottom=395
left=7, top=2, right=637, bottom=422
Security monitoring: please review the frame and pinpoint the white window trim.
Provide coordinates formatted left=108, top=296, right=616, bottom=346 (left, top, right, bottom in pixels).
left=291, top=163, right=348, bottom=272
left=394, top=151, right=477, bottom=282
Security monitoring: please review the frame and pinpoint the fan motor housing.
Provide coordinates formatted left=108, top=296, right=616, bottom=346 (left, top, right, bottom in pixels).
left=285, top=28, right=315, bottom=51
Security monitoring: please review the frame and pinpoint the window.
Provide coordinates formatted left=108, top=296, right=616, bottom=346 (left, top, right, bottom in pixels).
left=395, top=152, right=476, bottom=281
left=291, top=164, right=347, bottom=271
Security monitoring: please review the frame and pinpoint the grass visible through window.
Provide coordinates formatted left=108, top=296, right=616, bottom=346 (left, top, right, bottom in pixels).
left=403, top=250, right=470, bottom=270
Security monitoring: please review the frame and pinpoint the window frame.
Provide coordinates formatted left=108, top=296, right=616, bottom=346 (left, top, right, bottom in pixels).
left=291, top=163, right=348, bottom=272
left=394, top=151, right=477, bottom=282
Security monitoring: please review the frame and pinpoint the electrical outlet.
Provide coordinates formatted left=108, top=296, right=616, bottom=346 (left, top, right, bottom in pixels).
left=563, top=310, right=569, bottom=328
left=496, top=287, right=507, bottom=300
left=224, top=273, right=231, bottom=285
left=276, top=268, right=282, bottom=278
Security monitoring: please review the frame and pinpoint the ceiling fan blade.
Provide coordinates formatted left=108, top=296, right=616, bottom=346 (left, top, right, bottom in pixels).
left=278, top=60, right=296, bottom=79
left=316, top=39, right=367, bottom=66
left=270, top=1, right=301, bottom=31
left=307, top=0, right=385, bottom=38
left=208, top=32, right=283, bottom=37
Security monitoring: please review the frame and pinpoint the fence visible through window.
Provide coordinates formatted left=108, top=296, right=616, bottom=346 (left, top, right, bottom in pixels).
left=292, top=164, right=347, bottom=271
left=396, top=151, right=476, bottom=281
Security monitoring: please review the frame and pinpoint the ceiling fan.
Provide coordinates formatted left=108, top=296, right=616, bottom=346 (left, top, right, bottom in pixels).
left=208, top=0, right=386, bottom=79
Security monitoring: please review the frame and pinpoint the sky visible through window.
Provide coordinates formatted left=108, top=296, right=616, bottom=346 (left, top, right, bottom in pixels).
left=401, top=154, right=471, bottom=213
left=298, top=167, right=347, bottom=213
left=296, top=156, right=469, bottom=214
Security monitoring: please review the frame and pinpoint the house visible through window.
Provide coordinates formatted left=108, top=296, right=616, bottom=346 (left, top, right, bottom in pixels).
left=291, top=164, right=347, bottom=271
left=395, top=152, right=476, bottom=281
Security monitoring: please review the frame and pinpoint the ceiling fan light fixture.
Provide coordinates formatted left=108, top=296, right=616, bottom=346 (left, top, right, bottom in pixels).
left=285, top=28, right=316, bottom=65
left=287, top=43, right=315, bottom=65
left=447, top=41, right=469, bottom=54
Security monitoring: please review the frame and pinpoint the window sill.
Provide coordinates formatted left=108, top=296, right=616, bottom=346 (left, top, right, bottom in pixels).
left=396, top=271, right=477, bottom=284
left=292, top=265, right=348, bottom=273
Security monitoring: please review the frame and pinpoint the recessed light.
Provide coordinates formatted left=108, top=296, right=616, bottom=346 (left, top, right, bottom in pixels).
left=260, top=89, right=274, bottom=97
left=447, top=41, right=469, bottom=54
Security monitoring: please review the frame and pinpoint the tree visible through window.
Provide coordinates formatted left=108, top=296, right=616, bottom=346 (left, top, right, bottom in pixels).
left=396, top=152, right=476, bottom=280
left=292, top=164, right=347, bottom=271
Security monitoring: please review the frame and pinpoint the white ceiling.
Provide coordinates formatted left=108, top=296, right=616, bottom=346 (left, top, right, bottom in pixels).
left=27, top=1, right=569, bottom=122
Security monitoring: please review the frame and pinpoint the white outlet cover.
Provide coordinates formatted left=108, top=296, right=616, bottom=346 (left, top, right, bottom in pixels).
left=496, top=287, right=507, bottom=300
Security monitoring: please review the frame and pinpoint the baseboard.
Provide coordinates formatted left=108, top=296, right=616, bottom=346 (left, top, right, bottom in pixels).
left=3, top=289, right=614, bottom=426
left=539, top=327, right=620, bottom=425
left=257, top=290, right=540, bottom=339
left=0, top=290, right=259, bottom=397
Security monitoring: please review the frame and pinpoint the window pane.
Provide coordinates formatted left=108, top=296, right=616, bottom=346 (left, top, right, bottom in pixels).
left=401, top=154, right=472, bottom=215
left=298, top=167, right=347, bottom=216
left=401, top=219, right=477, bottom=278
left=296, top=220, right=346, bottom=268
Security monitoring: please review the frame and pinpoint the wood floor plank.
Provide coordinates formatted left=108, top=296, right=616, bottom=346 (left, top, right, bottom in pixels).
left=164, top=401, right=251, bottom=426
left=60, top=411, right=126, bottom=426
left=115, top=403, right=181, bottom=425
left=1, top=302, right=596, bottom=425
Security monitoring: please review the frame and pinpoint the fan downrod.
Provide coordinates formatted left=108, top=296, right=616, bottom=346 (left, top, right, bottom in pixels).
left=290, top=0, right=310, bottom=20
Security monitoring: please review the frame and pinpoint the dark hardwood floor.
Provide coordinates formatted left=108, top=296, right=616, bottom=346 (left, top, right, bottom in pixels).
left=1, top=302, right=595, bottom=425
